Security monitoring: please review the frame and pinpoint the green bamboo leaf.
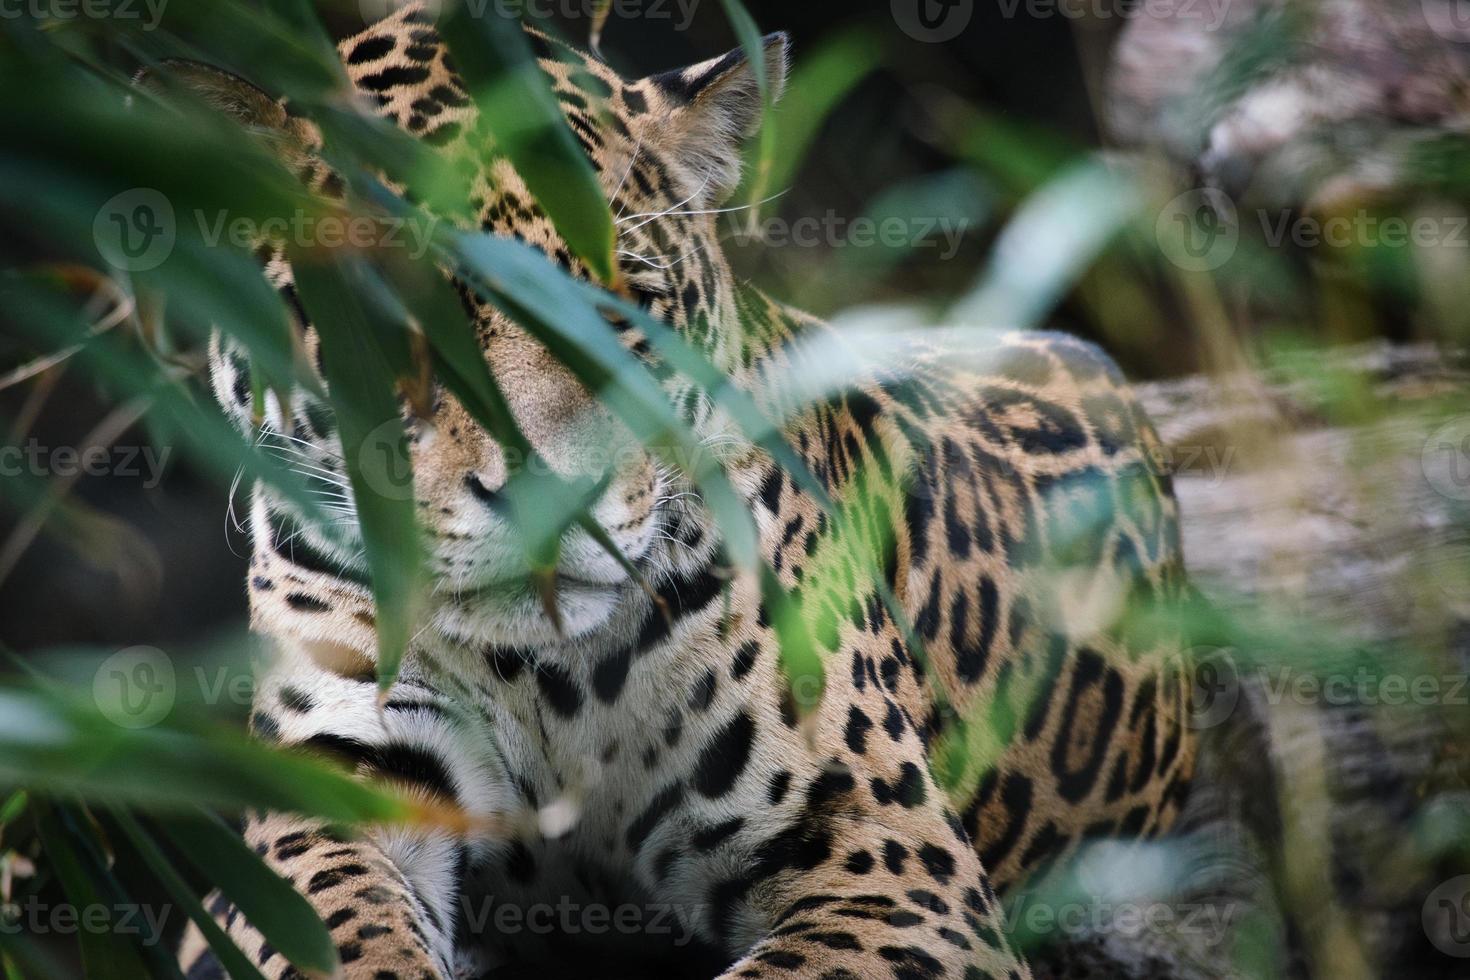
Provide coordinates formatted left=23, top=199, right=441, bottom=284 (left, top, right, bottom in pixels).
left=53, top=806, right=188, bottom=980
left=289, top=249, right=423, bottom=696
left=718, top=0, right=778, bottom=220
left=111, top=809, right=269, bottom=980
left=0, top=672, right=406, bottom=821
left=31, top=803, right=152, bottom=980
left=161, top=810, right=338, bottom=976
left=719, top=0, right=768, bottom=96
left=0, top=935, right=63, bottom=980
left=439, top=4, right=617, bottom=284
left=760, top=566, right=823, bottom=717
left=0, top=791, right=26, bottom=831
left=129, top=2, right=345, bottom=101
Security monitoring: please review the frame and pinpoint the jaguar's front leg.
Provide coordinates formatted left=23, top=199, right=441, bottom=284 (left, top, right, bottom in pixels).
left=711, top=654, right=1030, bottom=980
left=178, top=641, right=507, bottom=980
left=718, top=799, right=1029, bottom=980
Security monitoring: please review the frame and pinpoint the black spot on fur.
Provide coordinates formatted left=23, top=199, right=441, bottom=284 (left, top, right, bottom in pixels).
left=534, top=662, right=584, bottom=718
left=694, top=711, right=755, bottom=798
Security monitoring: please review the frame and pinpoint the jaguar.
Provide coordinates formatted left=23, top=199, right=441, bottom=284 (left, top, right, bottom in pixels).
left=163, top=3, right=1197, bottom=976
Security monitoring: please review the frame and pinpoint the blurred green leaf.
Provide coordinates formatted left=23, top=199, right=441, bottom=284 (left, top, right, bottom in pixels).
left=720, top=0, right=777, bottom=221
left=951, top=159, right=1141, bottom=327
left=440, top=4, right=617, bottom=284
left=111, top=808, right=267, bottom=980
left=289, top=249, right=424, bottom=696
left=31, top=803, right=154, bottom=980
left=0, top=672, right=406, bottom=821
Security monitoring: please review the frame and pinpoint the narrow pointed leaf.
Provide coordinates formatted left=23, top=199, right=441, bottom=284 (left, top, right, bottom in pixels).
left=289, top=249, right=423, bottom=696
left=440, top=4, right=617, bottom=284
left=111, top=809, right=269, bottom=980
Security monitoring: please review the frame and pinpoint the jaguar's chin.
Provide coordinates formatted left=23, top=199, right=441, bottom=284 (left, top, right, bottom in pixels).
left=428, top=572, right=630, bottom=648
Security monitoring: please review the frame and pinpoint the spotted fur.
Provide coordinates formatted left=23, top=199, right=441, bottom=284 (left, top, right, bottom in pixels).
left=171, top=5, right=1195, bottom=978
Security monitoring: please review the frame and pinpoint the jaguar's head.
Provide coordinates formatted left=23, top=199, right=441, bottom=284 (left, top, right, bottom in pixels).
left=150, top=6, right=788, bottom=645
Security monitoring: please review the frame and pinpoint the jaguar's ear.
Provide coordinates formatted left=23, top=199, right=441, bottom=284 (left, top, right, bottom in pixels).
left=133, top=59, right=290, bottom=135
left=643, top=33, right=789, bottom=205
